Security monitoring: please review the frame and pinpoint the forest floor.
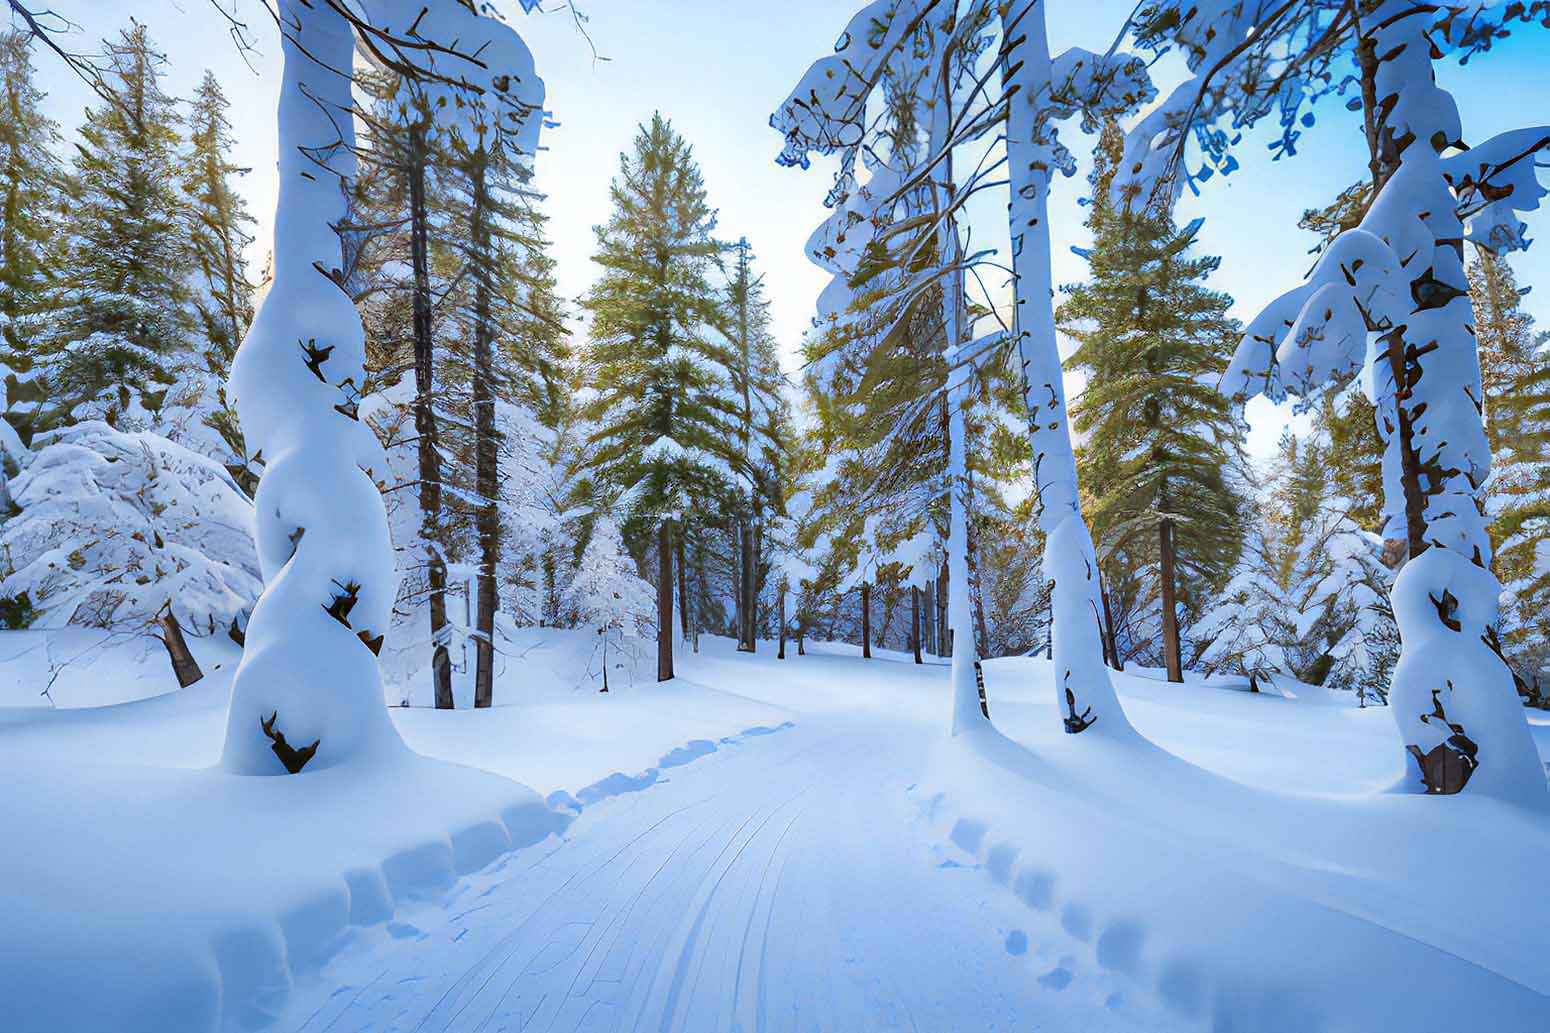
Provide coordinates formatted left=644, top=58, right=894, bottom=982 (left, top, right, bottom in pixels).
left=3, top=631, right=1549, bottom=1032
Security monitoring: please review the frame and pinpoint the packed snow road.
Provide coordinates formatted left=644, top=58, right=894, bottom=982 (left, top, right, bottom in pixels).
left=265, top=660, right=1174, bottom=1033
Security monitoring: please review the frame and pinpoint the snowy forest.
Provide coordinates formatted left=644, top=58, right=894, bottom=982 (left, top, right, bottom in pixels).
left=1, top=1, right=1548, bottom=1031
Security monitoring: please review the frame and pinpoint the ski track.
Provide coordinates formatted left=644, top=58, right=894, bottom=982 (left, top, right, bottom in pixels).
left=265, top=711, right=1170, bottom=1033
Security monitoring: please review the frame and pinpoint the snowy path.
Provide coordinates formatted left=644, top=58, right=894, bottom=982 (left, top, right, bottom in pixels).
left=266, top=696, right=1170, bottom=1033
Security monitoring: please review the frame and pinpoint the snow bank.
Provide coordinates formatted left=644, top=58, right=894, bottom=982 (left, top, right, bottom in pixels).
left=920, top=656, right=1550, bottom=1031
left=0, top=631, right=790, bottom=1032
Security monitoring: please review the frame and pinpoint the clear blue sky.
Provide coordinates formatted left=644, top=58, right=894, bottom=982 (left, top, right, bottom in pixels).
left=21, top=1, right=1550, bottom=460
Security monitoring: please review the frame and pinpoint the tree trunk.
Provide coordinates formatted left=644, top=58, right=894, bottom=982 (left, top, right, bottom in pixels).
left=158, top=610, right=204, bottom=688
left=468, top=153, right=498, bottom=711
left=1100, top=573, right=1123, bottom=672
left=911, top=585, right=922, bottom=664
left=937, top=557, right=951, bottom=657
left=1159, top=518, right=1183, bottom=683
left=657, top=519, right=674, bottom=682
left=407, top=124, right=452, bottom=711
left=676, top=526, right=691, bottom=648
left=777, top=582, right=787, bottom=660
left=861, top=581, right=872, bottom=658
left=600, top=629, right=609, bottom=693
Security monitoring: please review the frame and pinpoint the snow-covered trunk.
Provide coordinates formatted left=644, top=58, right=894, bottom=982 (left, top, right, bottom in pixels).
left=469, top=152, right=497, bottom=710
left=1361, top=4, right=1544, bottom=804
left=406, top=122, right=453, bottom=711
left=1002, top=0, right=1128, bottom=736
left=930, top=78, right=984, bottom=736
left=222, top=0, right=403, bottom=773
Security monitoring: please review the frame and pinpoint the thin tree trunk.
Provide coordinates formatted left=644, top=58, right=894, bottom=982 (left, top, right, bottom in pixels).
left=407, top=123, right=452, bottom=711
left=911, top=585, right=922, bottom=665
left=469, top=152, right=498, bottom=710
left=937, top=557, right=951, bottom=657
left=158, top=610, right=204, bottom=688
left=657, top=519, right=674, bottom=682
left=676, top=526, right=690, bottom=647
left=777, top=582, right=787, bottom=660
left=601, top=630, right=609, bottom=693
left=1159, top=518, right=1183, bottom=683
left=1100, top=573, right=1123, bottom=672
left=861, top=581, right=872, bottom=658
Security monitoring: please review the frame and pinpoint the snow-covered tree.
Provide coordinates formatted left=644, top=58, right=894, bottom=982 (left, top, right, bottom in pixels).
left=1471, top=248, right=1550, bottom=694
left=582, top=112, right=739, bottom=682
left=1220, top=2, right=1550, bottom=802
left=1059, top=121, right=1247, bottom=681
left=23, top=24, right=193, bottom=434
left=567, top=513, right=655, bottom=692
left=0, top=421, right=261, bottom=685
left=169, top=69, right=258, bottom=493
left=0, top=29, right=64, bottom=441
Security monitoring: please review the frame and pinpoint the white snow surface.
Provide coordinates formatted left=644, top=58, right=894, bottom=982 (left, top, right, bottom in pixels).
left=4, top=633, right=1549, bottom=1032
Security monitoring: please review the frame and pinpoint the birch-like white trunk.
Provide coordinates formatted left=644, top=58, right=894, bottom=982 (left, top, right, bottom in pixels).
left=1002, top=0, right=1129, bottom=737
left=221, top=0, right=403, bottom=773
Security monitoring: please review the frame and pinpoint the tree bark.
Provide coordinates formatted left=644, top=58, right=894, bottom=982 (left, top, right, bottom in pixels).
left=777, top=581, right=787, bottom=660
left=158, top=610, right=204, bottom=688
left=1100, top=572, right=1123, bottom=672
left=657, top=519, right=674, bottom=682
left=468, top=152, right=498, bottom=710
left=911, top=585, right=922, bottom=664
left=1159, top=518, right=1183, bottom=683
left=861, top=581, right=872, bottom=658
left=937, top=557, right=951, bottom=657
left=407, top=123, right=452, bottom=711
left=676, top=525, right=691, bottom=648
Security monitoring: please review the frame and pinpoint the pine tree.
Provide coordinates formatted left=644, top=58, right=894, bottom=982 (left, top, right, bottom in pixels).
left=581, top=113, right=737, bottom=682
left=1059, top=122, right=1247, bottom=681
left=0, top=29, right=64, bottom=439
left=723, top=237, right=791, bottom=653
left=28, top=24, right=192, bottom=432
left=1469, top=248, right=1550, bottom=695
left=173, top=70, right=257, bottom=491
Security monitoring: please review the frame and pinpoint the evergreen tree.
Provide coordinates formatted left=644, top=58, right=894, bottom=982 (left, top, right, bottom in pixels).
left=1058, top=122, right=1247, bottom=680
left=27, top=24, right=192, bottom=433
left=581, top=113, right=737, bottom=682
left=723, top=237, right=792, bottom=652
left=172, top=70, right=256, bottom=490
left=1469, top=248, right=1550, bottom=694
left=0, top=29, right=64, bottom=436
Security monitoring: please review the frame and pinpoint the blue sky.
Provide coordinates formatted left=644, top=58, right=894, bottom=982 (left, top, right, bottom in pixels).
left=22, top=1, right=1550, bottom=460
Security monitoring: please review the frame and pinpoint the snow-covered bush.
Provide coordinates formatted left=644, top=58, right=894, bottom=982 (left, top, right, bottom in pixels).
left=0, top=421, right=260, bottom=641
left=565, top=514, right=655, bottom=692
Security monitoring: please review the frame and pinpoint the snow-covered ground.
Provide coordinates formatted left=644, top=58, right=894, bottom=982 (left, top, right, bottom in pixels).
left=3, top=631, right=1548, bottom=1031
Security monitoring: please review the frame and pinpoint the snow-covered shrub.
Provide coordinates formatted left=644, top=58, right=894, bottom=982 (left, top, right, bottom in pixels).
left=0, top=421, right=260, bottom=639
left=565, top=514, right=655, bottom=692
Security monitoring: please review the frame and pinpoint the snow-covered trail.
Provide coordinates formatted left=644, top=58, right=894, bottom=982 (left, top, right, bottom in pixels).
left=265, top=658, right=1172, bottom=1033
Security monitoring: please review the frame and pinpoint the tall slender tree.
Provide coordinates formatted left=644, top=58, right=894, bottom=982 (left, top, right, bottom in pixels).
left=582, top=113, right=736, bottom=682
left=1058, top=121, right=1247, bottom=681
left=0, top=29, right=63, bottom=442
left=30, top=24, right=192, bottom=432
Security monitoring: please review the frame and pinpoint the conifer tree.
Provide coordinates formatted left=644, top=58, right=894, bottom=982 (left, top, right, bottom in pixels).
left=1059, top=122, right=1246, bottom=681
left=582, top=113, right=736, bottom=682
left=28, top=24, right=192, bottom=433
left=1470, top=248, right=1550, bottom=694
left=0, top=29, right=64, bottom=439
left=723, top=237, right=791, bottom=652
left=174, top=70, right=257, bottom=491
